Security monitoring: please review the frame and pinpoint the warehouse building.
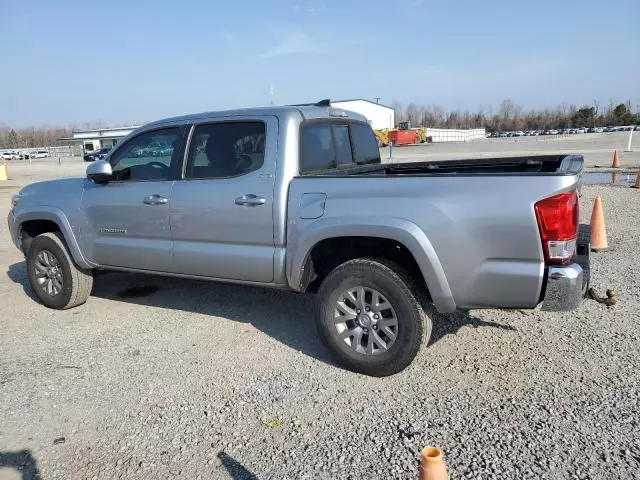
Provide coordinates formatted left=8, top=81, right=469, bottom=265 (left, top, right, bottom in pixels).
left=59, top=126, right=139, bottom=154
left=332, top=99, right=395, bottom=130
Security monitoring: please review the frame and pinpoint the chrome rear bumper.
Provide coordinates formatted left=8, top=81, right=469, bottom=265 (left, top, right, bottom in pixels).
left=540, top=224, right=590, bottom=311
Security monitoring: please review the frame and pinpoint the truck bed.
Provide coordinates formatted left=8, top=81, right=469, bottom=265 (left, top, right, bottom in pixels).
left=288, top=154, right=584, bottom=312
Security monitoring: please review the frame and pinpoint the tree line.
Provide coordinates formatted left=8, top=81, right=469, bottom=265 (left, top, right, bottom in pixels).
left=0, top=121, right=134, bottom=150
left=2, top=99, right=638, bottom=149
left=0, top=127, right=74, bottom=150
left=392, top=99, right=639, bottom=132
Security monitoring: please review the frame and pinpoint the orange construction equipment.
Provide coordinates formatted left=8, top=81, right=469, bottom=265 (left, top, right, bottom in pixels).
left=611, top=150, right=621, bottom=168
left=418, top=447, right=448, bottom=480
left=590, top=195, right=608, bottom=251
left=632, top=170, right=640, bottom=189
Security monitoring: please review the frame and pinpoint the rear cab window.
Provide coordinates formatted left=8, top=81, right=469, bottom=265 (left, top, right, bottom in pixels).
left=300, top=121, right=380, bottom=174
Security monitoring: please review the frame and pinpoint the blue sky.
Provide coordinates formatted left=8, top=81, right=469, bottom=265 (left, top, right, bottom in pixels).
left=2, top=0, right=639, bottom=127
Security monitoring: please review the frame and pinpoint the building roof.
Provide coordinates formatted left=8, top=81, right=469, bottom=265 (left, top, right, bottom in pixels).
left=58, top=134, right=130, bottom=142
left=71, top=126, right=140, bottom=134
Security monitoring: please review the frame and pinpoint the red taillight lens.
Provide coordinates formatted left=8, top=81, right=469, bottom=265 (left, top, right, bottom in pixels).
left=534, top=191, right=578, bottom=264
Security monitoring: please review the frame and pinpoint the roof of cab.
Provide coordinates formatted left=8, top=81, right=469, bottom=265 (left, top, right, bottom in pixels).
left=140, top=104, right=368, bottom=131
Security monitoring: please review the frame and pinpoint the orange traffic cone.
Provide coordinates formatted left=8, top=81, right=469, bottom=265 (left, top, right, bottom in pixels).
left=632, top=170, right=640, bottom=189
left=611, top=150, right=620, bottom=168
left=590, top=195, right=608, bottom=252
left=419, top=447, right=448, bottom=480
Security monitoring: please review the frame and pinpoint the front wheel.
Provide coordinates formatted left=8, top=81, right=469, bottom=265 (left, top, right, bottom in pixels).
left=26, top=232, right=93, bottom=309
left=317, top=258, right=431, bottom=376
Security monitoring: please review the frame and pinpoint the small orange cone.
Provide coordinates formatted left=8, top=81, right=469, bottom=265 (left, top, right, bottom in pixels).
left=419, top=447, right=448, bottom=480
left=611, top=150, right=620, bottom=168
left=632, top=170, right=640, bottom=189
left=590, top=195, right=608, bottom=252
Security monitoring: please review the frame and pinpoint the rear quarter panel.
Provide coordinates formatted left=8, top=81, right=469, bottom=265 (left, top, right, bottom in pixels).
left=287, top=173, right=580, bottom=310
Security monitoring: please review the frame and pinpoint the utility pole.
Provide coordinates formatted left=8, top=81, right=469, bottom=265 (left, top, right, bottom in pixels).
left=374, top=97, right=381, bottom=104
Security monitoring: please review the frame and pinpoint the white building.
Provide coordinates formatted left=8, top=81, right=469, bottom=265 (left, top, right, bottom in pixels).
left=59, top=126, right=139, bottom=154
left=332, top=99, right=395, bottom=130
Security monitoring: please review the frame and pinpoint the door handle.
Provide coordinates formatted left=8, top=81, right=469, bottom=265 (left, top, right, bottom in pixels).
left=234, top=194, right=266, bottom=206
left=143, top=194, right=168, bottom=205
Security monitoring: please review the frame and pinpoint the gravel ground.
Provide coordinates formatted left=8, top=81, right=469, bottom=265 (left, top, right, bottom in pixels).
left=1, top=161, right=640, bottom=479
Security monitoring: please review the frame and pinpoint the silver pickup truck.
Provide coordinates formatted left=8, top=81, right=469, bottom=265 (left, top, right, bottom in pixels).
left=8, top=101, right=590, bottom=376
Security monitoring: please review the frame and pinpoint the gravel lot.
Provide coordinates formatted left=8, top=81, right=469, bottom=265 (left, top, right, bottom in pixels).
left=1, top=137, right=639, bottom=479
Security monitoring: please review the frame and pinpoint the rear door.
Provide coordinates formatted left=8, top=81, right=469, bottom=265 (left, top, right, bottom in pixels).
left=169, top=117, right=277, bottom=282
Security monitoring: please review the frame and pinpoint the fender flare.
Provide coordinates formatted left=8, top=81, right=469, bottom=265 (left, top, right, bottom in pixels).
left=287, top=217, right=457, bottom=313
left=14, top=207, right=93, bottom=270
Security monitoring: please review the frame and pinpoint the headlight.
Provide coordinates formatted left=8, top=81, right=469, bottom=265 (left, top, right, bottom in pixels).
left=11, top=193, right=20, bottom=207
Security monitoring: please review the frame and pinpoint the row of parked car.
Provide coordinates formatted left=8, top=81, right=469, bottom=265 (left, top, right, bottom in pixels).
left=0, top=149, right=50, bottom=160
left=488, top=125, right=639, bottom=138
left=82, top=142, right=174, bottom=162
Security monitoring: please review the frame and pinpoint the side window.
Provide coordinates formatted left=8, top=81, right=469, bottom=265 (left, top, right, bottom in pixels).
left=351, top=123, right=381, bottom=165
left=300, top=123, right=335, bottom=172
left=109, top=128, right=180, bottom=182
left=185, top=122, right=265, bottom=179
left=300, top=122, right=356, bottom=173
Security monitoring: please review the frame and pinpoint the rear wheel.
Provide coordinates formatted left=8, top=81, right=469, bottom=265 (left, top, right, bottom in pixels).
left=317, top=258, right=431, bottom=376
left=26, top=232, right=93, bottom=309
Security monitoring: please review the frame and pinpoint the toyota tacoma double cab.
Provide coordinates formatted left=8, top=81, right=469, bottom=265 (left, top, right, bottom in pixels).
left=8, top=100, right=590, bottom=376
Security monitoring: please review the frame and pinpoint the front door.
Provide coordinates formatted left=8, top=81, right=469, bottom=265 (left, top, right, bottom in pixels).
left=169, top=117, right=276, bottom=282
left=80, top=127, right=184, bottom=271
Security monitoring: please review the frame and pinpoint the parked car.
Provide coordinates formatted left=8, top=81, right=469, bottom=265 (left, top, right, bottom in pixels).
left=83, top=148, right=111, bottom=162
left=547, top=129, right=559, bottom=135
left=7, top=102, right=592, bottom=376
left=28, top=150, right=50, bottom=159
left=1, top=151, right=22, bottom=160
left=603, top=126, right=616, bottom=132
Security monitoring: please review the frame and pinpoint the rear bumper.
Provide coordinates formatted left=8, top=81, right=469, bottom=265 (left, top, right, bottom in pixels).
left=540, top=225, right=590, bottom=312
left=540, top=263, right=587, bottom=311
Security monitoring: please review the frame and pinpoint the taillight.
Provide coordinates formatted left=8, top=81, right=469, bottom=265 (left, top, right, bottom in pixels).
left=534, top=191, right=578, bottom=264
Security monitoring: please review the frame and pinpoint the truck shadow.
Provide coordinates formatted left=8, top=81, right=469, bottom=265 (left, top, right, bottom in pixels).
left=6, top=263, right=516, bottom=368
left=0, top=450, right=41, bottom=480
left=425, top=306, right=517, bottom=345
left=6, top=262, right=335, bottom=367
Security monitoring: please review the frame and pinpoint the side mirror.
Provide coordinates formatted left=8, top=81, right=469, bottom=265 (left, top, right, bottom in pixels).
left=86, top=160, right=113, bottom=184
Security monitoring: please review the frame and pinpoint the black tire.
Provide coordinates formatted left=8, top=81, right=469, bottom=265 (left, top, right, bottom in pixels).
left=317, top=258, right=431, bottom=376
left=26, top=232, right=93, bottom=309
